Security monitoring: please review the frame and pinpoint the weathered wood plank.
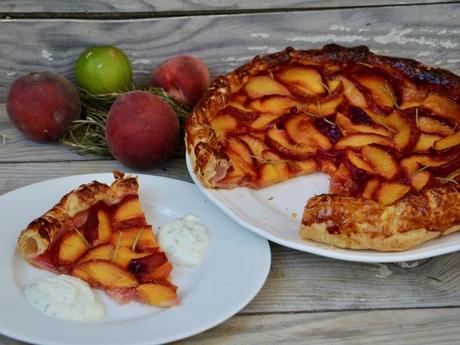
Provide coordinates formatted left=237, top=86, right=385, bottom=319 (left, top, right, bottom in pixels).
left=2, top=307, right=460, bottom=345
left=1, top=1, right=456, bottom=13
left=0, top=3, right=459, bottom=104
left=1, top=161, right=460, bottom=313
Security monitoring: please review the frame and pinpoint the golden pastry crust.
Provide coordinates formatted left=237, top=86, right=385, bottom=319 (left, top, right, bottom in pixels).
left=17, top=170, right=138, bottom=260
left=300, top=184, right=460, bottom=251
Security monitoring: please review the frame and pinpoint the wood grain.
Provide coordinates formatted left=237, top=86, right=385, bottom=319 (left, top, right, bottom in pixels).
left=2, top=307, right=460, bottom=345
left=1, top=1, right=456, bottom=13
left=1, top=161, right=460, bottom=313
left=0, top=3, right=459, bottom=104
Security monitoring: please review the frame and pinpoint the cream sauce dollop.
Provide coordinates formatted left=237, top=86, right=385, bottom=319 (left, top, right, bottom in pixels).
left=24, top=275, right=105, bottom=321
left=158, top=214, right=210, bottom=267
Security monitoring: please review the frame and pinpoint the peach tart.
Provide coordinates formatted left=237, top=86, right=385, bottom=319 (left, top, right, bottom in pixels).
left=186, top=44, right=460, bottom=251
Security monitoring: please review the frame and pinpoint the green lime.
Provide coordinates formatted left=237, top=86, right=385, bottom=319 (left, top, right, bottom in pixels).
left=75, top=46, right=132, bottom=94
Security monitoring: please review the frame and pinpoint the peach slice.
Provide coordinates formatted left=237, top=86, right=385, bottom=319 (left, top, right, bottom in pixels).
left=93, top=209, right=112, bottom=246
left=335, top=133, right=393, bottom=150
left=139, top=262, right=173, bottom=281
left=249, top=96, right=299, bottom=114
left=285, top=114, right=333, bottom=150
left=355, top=75, right=396, bottom=108
left=112, top=197, right=144, bottom=226
left=366, top=110, right=413, bottom=151
left=277, top=67, right=325, bottom=95
left=422, top=93, right=460, bottom=124
left=411, top=171, right=431, bottom=190
left=418, top=116, right=453, bottom=136
left=244, top=76, right=291, bottom=99
left=375, top=183, right=410, bottom=205
left=345, top=151, right=374, bottom=173
left=224, top=138, right=257, bottom=179
left=266, top=127, right=317, bottom=159
left=433, top=131, right=460, bottom=150
left=414, top=133, right=442, bottom=152
left=335, top=112, right=391, bottom=137
left=290, top=159, right=318, bottom=175
left=361, top=146, right=399, bottom=180
left=57, top=231, right=88, bottom=266
left=137, top=284, right=179, bottom=307
left=400, top=155, right=449, bottom=174
left=257, top=151, right=290, bottom=187
left=328, top=79, right=341, bottom=92
left=249, top=113, right=282, bottom=130
left=400, top=81, right=428, bottom=109
left=73, top=260, right=139, bottom=289
left=115, top=247, right=153, bottom=270
left=239, top=134, right=269, bottom=157
left=363, top=178, right=380, bottom=199
left=210, top=114, right=239, bottom=138
left=77, top=244, right=114, bottom=265
left=303, top=95, right=344, bottom=117
left=340, top=76, right=367, bottom=108
left=110, top=226, right=158, bottom=252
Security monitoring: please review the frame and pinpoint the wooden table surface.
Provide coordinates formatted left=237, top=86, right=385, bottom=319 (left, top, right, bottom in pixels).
left=1, top=1, right=460, bottom=344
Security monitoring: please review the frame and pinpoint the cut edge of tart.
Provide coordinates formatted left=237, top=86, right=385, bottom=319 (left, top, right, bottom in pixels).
left=185, top=44, right=460, bottom=251
left=17, top=171, right=179, bottom=307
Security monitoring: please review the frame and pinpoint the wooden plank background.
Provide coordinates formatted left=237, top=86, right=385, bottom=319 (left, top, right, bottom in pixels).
left=1, top=1, right=460, bottom=344
left=1, top=0, right=457, bottom=13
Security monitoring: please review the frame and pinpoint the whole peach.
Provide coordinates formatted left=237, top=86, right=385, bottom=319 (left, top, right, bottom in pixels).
left=105, top=91, right=179, bottom=169
left=6, top=72, right=81, bottom=142
left=151, top=55, right=210, bottom=108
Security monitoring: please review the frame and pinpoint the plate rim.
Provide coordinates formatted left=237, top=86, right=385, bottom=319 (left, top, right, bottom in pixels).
left=0, top=172, right=271, bottom=345
left=185, top=153, right=460, bottom=263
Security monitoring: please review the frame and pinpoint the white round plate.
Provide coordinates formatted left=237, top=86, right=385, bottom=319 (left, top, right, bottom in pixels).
left=186, top=153, right=460, bottom=263
left=0, top=174, right=270, bottom=345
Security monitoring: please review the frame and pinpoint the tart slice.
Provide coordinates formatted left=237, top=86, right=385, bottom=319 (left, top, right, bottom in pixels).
left=17, top=171, right=178, bottom=307
left=186, top=44, right=460, bottom=251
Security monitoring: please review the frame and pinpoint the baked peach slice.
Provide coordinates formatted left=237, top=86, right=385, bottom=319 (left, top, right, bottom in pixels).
left=335, top=112, right=391, bottom=137
left=112, top=197, right=144, bottom=226
left=277, top=67, right=325, bottom=95
left=422, top=93, right=460, bottom=123
left=433, top=131, right=460, bottom=150
left=302, top=95, right=344, bottom=117
left=285, top=114, right=333, bottom=150
left=340, top=76, right=367, bottom=108
left=366, top=110, right=413, bottom=151
left=375, top=183, right=411, bottom=205
left=362, top=178, right=380, bottom=199
left=249, top=96, right=299, bottom=114
left=417, top=116, right=453, bottom=136
left=210, top=114, right=239, bottom=138
left=77, top=244, right=114, bottom=265
left=137, top=284, right=179, bottom=307
left=414, top=133, right=442, bottom=152
left=290, top=159, right=318, bottom=175
left=239, top=134, right=269, bottom=157
left=361, top=146, right=399, bottom=180
left=257, top=151, right=290, bottom=187
left=401, top=155, right=450, bottom=174
left=56, top=230, right=89, bottom=266
left=244, top=76, right=291, bottom=99
left=93, top=209, right=112, bottom=246
left=411, top=171, right=432, bottom=190
left=266, top=127, right=317, bottom=159
left=224, top=138, right=258, bottom=179
left=110, top=226, right=158, bottom=252
left=345, top=151, right=374, bottom=174
left=73, top=259, right=139, bottom=289
left=335, top=133, right=393, bottom=150
left=354, top=75, right=396, bottom=108
left=249, top=113, right=282, bottom=130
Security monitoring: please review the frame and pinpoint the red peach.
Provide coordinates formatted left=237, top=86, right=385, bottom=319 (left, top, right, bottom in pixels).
left=105, top=91, right=179, bottom=169
left=151, top=55, right=210, bottom=108
left=6, top=72, right=81, bottom=142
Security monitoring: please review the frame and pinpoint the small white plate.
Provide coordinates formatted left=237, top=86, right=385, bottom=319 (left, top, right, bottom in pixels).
left=0, top=174, right=270, bottom=345
left=186, top=153, right=460, bottom=263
